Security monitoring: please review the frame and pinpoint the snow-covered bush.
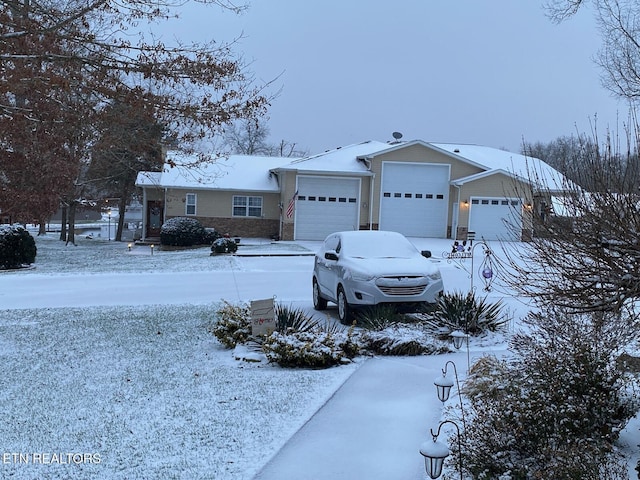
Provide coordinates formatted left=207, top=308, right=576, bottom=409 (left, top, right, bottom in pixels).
left=263, top=326, right=357, bottom=368
left=359, top=325, right=450, bottom=356
left=203, top=228, right=221, bottom=245
left=160, top=217, right=206, bottom=246
left=211, top=301, right=251, bottom=348
left=0, top=224, right=36, bottom=269
left=418, top=290, right=508, bottom=335
left=459, top=308, right=638, bottom=479
left=353, top=305, right=450, bottom=355
left=211, top=237, right=238, bottom=254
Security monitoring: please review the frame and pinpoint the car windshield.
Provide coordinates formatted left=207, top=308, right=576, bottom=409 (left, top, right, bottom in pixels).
left=340, top=233, right=418, bottom=259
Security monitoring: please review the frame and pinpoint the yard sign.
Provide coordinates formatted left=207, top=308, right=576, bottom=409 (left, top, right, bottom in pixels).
left=251, top=298, right=276, bottom=336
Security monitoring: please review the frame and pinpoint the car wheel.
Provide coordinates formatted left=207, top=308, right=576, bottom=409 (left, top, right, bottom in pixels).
left=337, top=286, right=352, bottom=325
left=313, top=278, right=327, bottom=310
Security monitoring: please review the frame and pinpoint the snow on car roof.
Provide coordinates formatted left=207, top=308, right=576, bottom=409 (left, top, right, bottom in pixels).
left=337, top=231, right=419, bottom=258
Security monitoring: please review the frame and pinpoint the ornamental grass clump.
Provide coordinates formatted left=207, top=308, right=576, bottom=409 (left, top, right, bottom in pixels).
left=420, top=290, right=508, bottom=335
left=275, top=304, right=319, bottom=333
left=353, top=304, right=449, bottom=355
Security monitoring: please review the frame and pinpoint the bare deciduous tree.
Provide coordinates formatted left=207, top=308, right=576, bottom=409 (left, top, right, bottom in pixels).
left=0, top=0, right=269, bottom=226
left=223, top=118, right=308, bottom=157
left=546, top=0, right=640, bottom=101
left=500, top=123, right=640, bottom=314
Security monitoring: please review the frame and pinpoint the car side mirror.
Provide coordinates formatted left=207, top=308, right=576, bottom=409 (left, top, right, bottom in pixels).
left=421, top=250, right=432, bottom=259
left=325, top=251, right=339, bottom=261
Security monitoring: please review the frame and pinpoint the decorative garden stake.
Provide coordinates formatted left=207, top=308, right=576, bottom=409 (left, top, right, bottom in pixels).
left=443, top=237, right=497, bottom=292
left=434, top=360, right=467, bottom=429
left=420, top=420, right=464, bottom=480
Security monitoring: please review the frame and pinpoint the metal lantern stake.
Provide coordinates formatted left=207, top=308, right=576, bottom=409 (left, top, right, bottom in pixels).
left=434, top=360, right=466, bottom=430
left=450, top=330, right=470, bottom=373
left=420, top=420, right=463, bottom=480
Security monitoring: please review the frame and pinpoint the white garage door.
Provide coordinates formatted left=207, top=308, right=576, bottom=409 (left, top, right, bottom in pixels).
left=379, top=162, right=449, bottom=237
left=468, top=197, right=523, bottom=241
left=294, top=176, right=360, bottom=240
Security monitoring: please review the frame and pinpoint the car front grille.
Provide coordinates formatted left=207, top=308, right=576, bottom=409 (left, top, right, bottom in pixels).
left=378, top=285, right=427, bottom=296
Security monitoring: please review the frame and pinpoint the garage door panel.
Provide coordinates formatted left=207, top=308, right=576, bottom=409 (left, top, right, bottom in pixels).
left=295, top=177, right=360, bottom=240
left=380, top=163, right=449, bottom=237
left=468, top=198, right=522, bottom=241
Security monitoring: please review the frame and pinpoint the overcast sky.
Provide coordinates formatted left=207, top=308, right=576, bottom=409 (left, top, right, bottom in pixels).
left=168, top=1, right=625, bottom=155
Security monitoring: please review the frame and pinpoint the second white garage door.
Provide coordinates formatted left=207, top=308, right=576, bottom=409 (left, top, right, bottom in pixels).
left=379, top=162, right=450, bottom=237
left=468, top=197, right=523, bottom=241
left=294, top=176, right=360, bottom=240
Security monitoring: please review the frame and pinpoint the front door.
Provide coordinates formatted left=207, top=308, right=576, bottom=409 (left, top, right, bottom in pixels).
left=147, top=200, right=163, bottom=237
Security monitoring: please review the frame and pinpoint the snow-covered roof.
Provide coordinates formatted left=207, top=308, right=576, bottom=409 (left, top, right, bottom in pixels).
left=432, top=143, right=569, bottom=190
left=135, top=171, right=162, bottom=187
left=273, top=140, right=386, bottom=175
left=135, top=141, right=570, bottom=193
left=137, top=152, right=290, bottom=192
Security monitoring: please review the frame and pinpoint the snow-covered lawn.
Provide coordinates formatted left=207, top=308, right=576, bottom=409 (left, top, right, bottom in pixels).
left=0, top=233, right=637, bottom=479
left=0, top=235, right=360, bottom=479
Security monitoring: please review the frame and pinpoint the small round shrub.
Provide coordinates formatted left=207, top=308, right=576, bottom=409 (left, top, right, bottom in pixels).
left=203, top=228, right=221, bottom=245
left=263, top=330, right=349, bottom=368
left=211, top=301, right=251, bottom=348
left=0, top=224, right=37, bottom=269
left=211, top=237, right=238, bottom=254
left=160, top=217, right=206, bottom=246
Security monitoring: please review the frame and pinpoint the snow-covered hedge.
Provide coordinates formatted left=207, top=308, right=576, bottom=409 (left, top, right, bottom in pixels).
left=212, top=301, right=452, bottom=368
left=264, top=329, right=357, bottom=368
left=359, top=325, right=450, bottom=356
left=160, top=217, right=206, bottom=247
left=0, top=224, right=36, bottom=269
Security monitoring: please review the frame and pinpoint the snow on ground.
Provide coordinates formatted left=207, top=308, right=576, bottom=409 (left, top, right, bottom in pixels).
left=0, top=233, right=637, bottom=479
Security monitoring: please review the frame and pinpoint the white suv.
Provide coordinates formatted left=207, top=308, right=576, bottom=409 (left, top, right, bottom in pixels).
left=312, top=230, right=444, bottom=324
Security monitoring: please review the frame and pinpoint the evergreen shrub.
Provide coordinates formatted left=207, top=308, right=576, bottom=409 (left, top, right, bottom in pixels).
left=160, top=217, right=206, bottom=246
left=211, top=237, right=238, bottom=254
left=459, top=308, right=637, bottom=479
left=211, top=301, right=251, bottom=348
left=0, top=224, right=37, bottom=269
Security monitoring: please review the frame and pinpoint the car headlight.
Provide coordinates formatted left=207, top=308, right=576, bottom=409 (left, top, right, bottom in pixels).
left=428, top=271, right=442, bottom=281
left=348, top=269, right=375, bottom=282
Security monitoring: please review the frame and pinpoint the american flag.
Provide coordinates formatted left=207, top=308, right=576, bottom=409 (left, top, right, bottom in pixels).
left=286, top=190, right=298, bottom=218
